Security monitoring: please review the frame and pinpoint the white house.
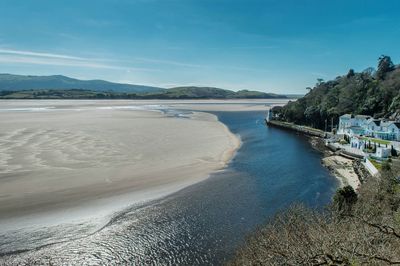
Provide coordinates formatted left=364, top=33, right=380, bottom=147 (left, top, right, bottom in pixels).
left=339, top=114, right=400, bottom=141
left=365, top=119, right=381, bottom=137
left=338, top=114, right=371, bottom=136
left=387, top=122, right=400, bottom=141
left=354, top=115, right=372, bottom=127
left=376, top=147, right=391, bottom=159
left=338, top=114, right=352, bottom=133
left=350, top=136, right=366, bottom=150
left=365, top=120, right=400, bottom=141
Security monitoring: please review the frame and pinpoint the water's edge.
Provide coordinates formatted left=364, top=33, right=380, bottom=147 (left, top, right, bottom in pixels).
left=0, top=110, right=338, bottom=265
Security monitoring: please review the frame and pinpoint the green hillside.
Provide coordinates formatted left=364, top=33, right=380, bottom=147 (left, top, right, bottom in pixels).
left=150, top=86, right=234, bottom=99
left=272, top=55, right=400, bottom=129
left=144, top=87, right=285, bottom=99
left=0, top=74, right=165, bottom=93
left=0, top=77, right=287, bottom=99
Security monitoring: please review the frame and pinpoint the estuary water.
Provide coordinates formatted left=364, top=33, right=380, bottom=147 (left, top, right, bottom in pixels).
left=1, top=110, right=338, bottom=265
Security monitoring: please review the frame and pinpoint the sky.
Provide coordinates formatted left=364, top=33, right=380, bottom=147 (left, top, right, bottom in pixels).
left=0, top=0, right=399, bottom=94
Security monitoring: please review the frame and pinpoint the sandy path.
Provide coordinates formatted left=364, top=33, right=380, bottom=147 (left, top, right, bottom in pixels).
left=0, top=103, right=240, bottom=227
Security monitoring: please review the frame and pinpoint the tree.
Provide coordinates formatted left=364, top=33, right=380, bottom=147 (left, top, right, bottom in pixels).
left=391, top=145, right=398, bottom=157
left=347, top=69, right=355, bottom=78
left=304, top=106, right=320, bottom=127
left=333, top=185, right=358, bottom=214
left=362, top=67, right=376, bottom=77
left=377, top=55, right=395, bottom=80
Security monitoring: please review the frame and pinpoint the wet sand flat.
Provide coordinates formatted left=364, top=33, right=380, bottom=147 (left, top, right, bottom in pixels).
left=0, top=101, right=241, bottom=221
left=0, top=98, right=290, bottom=112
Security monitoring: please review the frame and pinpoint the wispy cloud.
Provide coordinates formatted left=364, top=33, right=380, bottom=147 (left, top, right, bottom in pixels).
left=0, top=48, right=267, bottom=74
left=133, top=57, right=269, bottom=73
left=0, top=48, right=159, bottom=72
left=0, top=54, right=120, bottom=69
left=0, top=48, right=86, bottom=60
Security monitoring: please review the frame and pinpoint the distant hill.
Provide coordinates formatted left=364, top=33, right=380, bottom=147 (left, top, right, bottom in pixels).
left=147, top=87, right=286, bottom=99
left=234, top=89, right=285, bottom=99
left=0, top=74, right=165, bottom=93
left=0, top=73, right=287, bottom=99
left=140, top=86, right=234, bottom=99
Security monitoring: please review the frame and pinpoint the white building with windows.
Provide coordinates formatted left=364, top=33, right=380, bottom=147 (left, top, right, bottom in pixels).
left=376, top=147, right=391, bottom=159
left=338, top=114, right=400, bottom=141
left=338, top=114, right=372, bottom=136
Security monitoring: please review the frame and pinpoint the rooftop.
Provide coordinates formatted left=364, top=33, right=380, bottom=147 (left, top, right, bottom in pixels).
left=355, top=115, right=372, bottom=119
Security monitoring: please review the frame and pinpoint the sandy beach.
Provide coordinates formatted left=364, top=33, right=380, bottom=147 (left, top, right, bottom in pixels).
left=0, top=100, right=264, bottom=229
left=322, top=155, right=361, bottom=190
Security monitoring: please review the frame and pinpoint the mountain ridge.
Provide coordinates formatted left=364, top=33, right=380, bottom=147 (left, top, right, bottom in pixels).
left=0, top=73, right=165, bottom=93
left=0, top=73, right=287, bottom=99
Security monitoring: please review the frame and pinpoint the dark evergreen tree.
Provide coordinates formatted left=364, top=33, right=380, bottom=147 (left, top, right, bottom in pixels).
left=346, top=69, right=355, bottom=78
left=377, top=55, right=395, bottom=80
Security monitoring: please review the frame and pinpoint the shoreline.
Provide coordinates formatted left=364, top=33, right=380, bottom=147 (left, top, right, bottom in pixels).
left=0, top=100, right=251, bottom=259
left=0, top=107, right=241, bottom=256
left=267, top=121, right=363, bottom=191
left=0, top=105, right=240, bottom=232
left=308, top=136, right=362, bottom=191
left=0, top=111, right=242, bottom=256
left=321, top=155, right=361, bottom=190
left=0, top=105, right=337, bottom=264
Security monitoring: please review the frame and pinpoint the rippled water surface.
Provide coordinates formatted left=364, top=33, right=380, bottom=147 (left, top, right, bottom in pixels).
left=1, top=111, right=337, bottom=265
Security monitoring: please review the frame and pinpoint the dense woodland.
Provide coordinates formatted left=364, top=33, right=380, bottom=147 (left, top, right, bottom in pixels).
left=272, top=56, right=400, bottom=129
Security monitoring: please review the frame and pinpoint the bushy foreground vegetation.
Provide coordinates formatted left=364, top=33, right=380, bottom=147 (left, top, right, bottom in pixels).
left=272, top=55, right=400, bottom=129
left=230, top=167, right=400, bottom=265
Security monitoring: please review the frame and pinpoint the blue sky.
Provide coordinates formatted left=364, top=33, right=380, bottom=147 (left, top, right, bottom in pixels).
left=0, top=0, right=399, bottom=93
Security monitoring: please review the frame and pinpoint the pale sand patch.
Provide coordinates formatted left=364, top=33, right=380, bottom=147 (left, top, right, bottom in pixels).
left=0, top=104, right=240, bottom=228
left=0, top=99, right=290, bottom=112
left=156, top=99, right=291, bottom=112
left=322, top=155, right=361, bottom=191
